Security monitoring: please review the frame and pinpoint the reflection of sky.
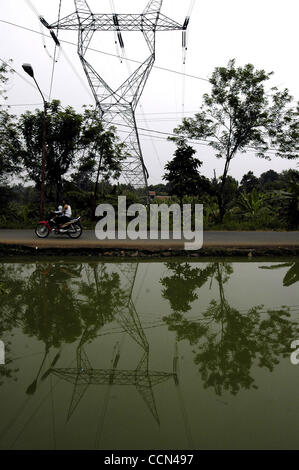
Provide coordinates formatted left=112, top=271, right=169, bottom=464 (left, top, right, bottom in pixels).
left=134, top=260, right=299, bottom=319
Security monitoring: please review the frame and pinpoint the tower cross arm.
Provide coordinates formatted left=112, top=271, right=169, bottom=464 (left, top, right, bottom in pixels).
left=44, top=12, right=81, bottom=30
left=46, top=12, right=185, bottom=32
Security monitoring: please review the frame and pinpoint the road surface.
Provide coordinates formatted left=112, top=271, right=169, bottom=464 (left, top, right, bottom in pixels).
left=0, top=230, right=298, bottom=250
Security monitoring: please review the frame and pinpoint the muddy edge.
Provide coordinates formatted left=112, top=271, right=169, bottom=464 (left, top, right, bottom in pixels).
left=0, top=243, right=299, bottom=258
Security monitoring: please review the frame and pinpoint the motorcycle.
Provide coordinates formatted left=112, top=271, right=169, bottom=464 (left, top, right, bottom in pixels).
left=35, top=214, right=83, bottom=239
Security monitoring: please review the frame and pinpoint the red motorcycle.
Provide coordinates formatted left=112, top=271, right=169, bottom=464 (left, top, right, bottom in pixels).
left=35, top=215, right=83, bottom=239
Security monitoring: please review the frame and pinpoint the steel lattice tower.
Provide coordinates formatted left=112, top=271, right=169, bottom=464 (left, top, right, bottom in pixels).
left=41, top=0, right=188, bottom=194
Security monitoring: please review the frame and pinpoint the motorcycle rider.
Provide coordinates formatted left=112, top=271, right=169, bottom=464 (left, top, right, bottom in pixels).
left=50, top=205, right=62, bottom=225
left=56, top=199, right=72, bottom=229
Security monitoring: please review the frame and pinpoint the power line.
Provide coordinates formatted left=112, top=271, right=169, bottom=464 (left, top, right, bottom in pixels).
left=4, top=103, right=198, bottom=115
left=1, top=99, right=282, bottom=156
left=2, top=99, right=282, bottom=155
left=0, top=19, right=210, bottom=83
left=48, top=0, right=62, bottom=100
left=0, top=30, right=283, bottom=158
left=136, top=111, right=198, bottom=115
left=115, top=120, right=283, bottom=156
left=2, top=102, right=42, bottom=107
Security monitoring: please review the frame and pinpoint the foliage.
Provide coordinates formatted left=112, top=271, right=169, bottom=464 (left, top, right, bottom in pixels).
left=161, top=261, right=299, bottom=396
left=276, top=176, right=299, bottom=228
left=239, top=171, right=259, bottom=193
left=20, top=100, right=82, bottom=202
left=259, top=262, right=299, bottom=287
left=19, top=102, right=125, bottom=205
left=73, top=107, right=125, bottom=197
left=0, top=62, right=22, bottom=183
left=172, top=59, right=299, bottom=220
left=236, top=188, right=269, bottom=218
left=163, top=140, right=209, bottom=204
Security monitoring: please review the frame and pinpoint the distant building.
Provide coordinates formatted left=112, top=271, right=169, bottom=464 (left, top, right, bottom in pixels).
left=149, top=191, right=172, bottom=202
left=155, top=196, right=172, bottom=201
left=149, top=191, right=156, bottom=201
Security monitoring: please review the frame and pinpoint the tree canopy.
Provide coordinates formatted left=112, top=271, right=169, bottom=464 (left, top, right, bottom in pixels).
left=163, top=140, right=210, bottom=203
left=19, top=102, right=124, bottom=203
left=172, top=59, right=299, bottom=220
left=0, top=62, right=21, bottom=184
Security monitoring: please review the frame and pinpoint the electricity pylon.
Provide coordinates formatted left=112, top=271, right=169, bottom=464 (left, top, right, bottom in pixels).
left=41, top=0, right=188, bottom=195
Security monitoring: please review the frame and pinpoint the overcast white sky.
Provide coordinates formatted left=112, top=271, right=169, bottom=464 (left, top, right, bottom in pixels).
left=1, top=0, right=298, bottom=185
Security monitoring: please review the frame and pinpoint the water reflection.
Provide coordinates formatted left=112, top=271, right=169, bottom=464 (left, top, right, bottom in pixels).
left=0, top=262, right=178, bottom=436
left=50, top=263, right=177, bottom=431
left=0, top=258, right=299, bottom=449
left=161, top=261, right=299, bottom=395
left=259, top=261, right=299, bottom=286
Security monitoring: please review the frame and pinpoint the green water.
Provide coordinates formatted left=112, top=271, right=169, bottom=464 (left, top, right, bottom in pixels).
left=0, top=257, right=299, bottom=450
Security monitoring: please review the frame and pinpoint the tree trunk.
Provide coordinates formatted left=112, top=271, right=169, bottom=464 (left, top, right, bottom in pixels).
left=218, top=156, right=231, bottom=223
left=56, top=178, right=63, bottom=207
left=91, top=150, right=103, bottom=220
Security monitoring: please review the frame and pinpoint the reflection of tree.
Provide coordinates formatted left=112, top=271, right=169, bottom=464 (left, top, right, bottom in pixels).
left=0, top=264, right=27, bottom=328
left=195, top=303, right=297, bottom=396
left=0, top=264, right=25, bottom=386
left=0, top=262, right=180, bottom=448
left=161, top=261, right=299, bottom=396
left=160, top=262, right=216, bottom=314
left=75, top=264, right=126, bottom=345
left=49, top=263, right=177, bottom=434
left=1, top=262, right=125, bottom=350
left=0, top=262, right=128, bottom=395
left=21, top=263, right=83, bottom=348
left=259, top=262, right=299, bottom=286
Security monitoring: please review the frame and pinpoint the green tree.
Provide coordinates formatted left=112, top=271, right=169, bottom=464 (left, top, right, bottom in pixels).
left=0, top=62, right=22, bottom=184
left=163, top=140, right=208, bottom=205
left=211, top=174, right=238, bottom=215
left=20, top=100, right=82, bottom=203
left=172, top=59, right=299, bottom=221
left=78, top=107, right=125, bottom=203
left=279, top=176, right=299, bottom=228
left=269, top=100, right=299, bottom=159
left=240, top=171, right=259, bottom=193
left=259, top=169, right=280, bottom=191
left=236, top=188, right=269, bottom=218
left=19, top=102, right=124, bottom=205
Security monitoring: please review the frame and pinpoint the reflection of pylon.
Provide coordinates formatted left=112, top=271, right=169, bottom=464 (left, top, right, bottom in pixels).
left=50, top=262, right=177, bottom=424
left=116, top=263, right=148, bottom=351
left=42, top=0, right=188, bottom=191
left=51, top=348, right=174, bottom=423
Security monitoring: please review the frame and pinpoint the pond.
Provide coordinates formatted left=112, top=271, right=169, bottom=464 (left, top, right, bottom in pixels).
left=0, top=257, right=299, bottom=450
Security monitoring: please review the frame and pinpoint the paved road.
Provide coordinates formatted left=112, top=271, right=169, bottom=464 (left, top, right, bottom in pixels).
left=0, top=230, right=298, bottom=250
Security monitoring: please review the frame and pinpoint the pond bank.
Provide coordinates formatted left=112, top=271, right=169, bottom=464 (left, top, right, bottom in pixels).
left=0, top=243, right=299, bottom=258
left=0, top=230, right=298, bottom=257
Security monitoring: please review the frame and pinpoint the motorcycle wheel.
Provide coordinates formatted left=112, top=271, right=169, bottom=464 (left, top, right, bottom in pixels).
left=35, top=224, right=50, bottom=238
left=68, top=222, right=82, bottom=239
